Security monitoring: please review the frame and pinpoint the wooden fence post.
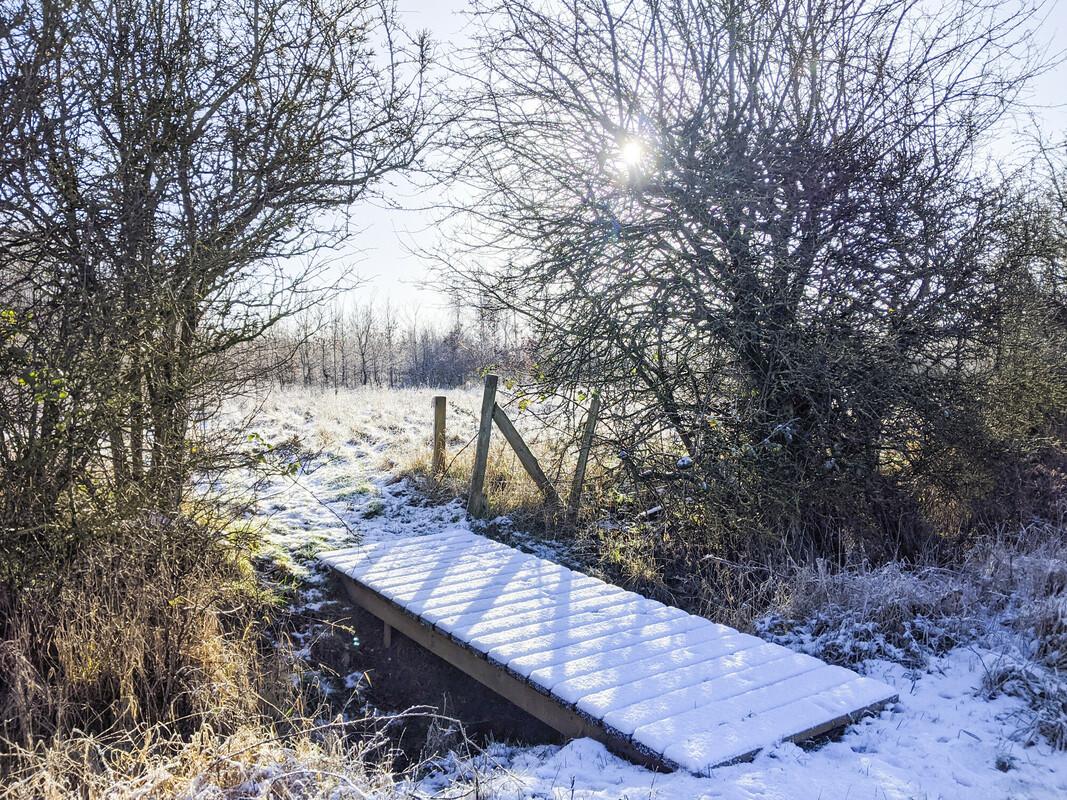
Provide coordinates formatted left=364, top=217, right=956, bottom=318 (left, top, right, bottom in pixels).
left=432, top=395, right=447, bottom=475
left=566, top=394, right=601, bottom=523
left=468, top=374, right=498, bottom=517
left=493, top=404, right=562, bottom=507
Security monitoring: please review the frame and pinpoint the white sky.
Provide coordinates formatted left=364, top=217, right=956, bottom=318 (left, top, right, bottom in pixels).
left=331, top=0, right=1067, bottom=323
left=316, top=0, right=471, bottom=325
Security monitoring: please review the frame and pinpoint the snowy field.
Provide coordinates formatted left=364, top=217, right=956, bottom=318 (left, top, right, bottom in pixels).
left=219, top=386, right=1067, bottom=800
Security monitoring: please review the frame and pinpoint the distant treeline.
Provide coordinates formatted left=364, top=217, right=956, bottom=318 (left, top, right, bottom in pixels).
left=258, top=301, right=529, bottom=389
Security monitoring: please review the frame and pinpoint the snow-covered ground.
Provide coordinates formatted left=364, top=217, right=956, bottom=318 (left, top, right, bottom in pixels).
left=224, top=386, right=1067, bottom=800
left=421, top=648, right=1067, bottom=799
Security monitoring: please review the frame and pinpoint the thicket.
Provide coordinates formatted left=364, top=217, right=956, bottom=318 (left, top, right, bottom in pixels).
left=0, top=0, right=433, bottom=783
left=447, top=0, right=1067, bottom=580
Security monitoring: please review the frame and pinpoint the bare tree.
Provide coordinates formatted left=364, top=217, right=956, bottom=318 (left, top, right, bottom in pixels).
left=1, top=0, right=437, bottom=546
left=352, top=301, right=377, bottom=385
left=446, top=0, right=1047, bottom=556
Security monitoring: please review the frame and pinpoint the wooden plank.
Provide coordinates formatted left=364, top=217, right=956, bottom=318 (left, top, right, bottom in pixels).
left=427, top=583, right=633, bottom=638
left=566, top=394, right=601, bottom=522
left=492, top=615, right=702, bottom=675
left=336, top=572, right=669, bottom=772
left=368, top=548, right=566, bottom=600
left=597, top=652, right=827, bottom=735
left=328, top=530, right=475, bottom=575
left=526, top=625, right=752, bottom=691
left=468, top=375, right=498, bottom=517
left=347, top=535, right=504, bottom=584
left=352, top=543, right=513, bottom=593
left=432, top=395, right=447, bottom=475
left=467, top=596, right=649, bottom=653
left=659, top=675, right=896, bottom=773
left=418, top=579, right=608, bottom=626
left=546, top=632, right=766, bottom=706
left=492, top=403, right=562, bottom=507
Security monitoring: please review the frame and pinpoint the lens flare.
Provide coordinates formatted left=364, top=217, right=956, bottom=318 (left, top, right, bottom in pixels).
left=620, top=139, right=643, bottom=165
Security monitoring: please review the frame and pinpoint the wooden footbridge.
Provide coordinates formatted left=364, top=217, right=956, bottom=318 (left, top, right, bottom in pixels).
left=321, top=529, right=897, bottom=774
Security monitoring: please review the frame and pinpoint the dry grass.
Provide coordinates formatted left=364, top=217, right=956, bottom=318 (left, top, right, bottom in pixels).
left=2, top=520, right=270, bottom=740
left=409, top=434, right=560, bottom=526
left=0, top=497, right=315, bottom=794
left=0, top=506, right=468, bottom=798
left=0, top=716, right=423, bottom=799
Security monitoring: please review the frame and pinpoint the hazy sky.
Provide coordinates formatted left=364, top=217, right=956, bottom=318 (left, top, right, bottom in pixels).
left=337, top=0, right=1067, bottom=323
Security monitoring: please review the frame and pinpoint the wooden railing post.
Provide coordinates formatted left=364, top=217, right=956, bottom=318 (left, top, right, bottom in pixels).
left=566, top=394, right=601, bottom=523
left=432, top=395, right=447, bottom=475
left=468, top=374, right=498, bottom=517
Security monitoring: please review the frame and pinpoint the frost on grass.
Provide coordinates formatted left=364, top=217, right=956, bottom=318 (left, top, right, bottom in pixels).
left=758, top=526, right=1067, bottom=752
left=760, top=530, right=1067, bottom=667
left=981, top=656, right=1067, bottom=751
left=4, top=721, right=414, bottom=800
left=757, top=560, right=983, bottom=668
left=980, top=589, right=1067, bottom=751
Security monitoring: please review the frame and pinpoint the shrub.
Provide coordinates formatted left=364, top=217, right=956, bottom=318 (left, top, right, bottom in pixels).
left=449, top=0, right=1066, bottom=563
left=0, top=509, right=287, bottom=756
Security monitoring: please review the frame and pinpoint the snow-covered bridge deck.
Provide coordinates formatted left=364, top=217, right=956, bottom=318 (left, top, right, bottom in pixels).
left=321, top=529, right=896, bottom=774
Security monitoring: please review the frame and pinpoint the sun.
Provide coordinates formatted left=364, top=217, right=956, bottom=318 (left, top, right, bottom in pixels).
left=620, top=139, right=644, bottom=166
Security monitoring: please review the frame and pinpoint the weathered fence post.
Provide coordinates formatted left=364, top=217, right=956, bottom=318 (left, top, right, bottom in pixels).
left=493, top=404, right=562, bottom=507
left=432, top=395, right=447, bottom=475
left=566, top=394, right=601, bottom=523
left=468, top=374, right=498, bottom=517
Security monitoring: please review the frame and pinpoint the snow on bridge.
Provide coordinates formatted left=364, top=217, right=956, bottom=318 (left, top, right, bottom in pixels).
left=321, top=528, right=896, bottom=774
